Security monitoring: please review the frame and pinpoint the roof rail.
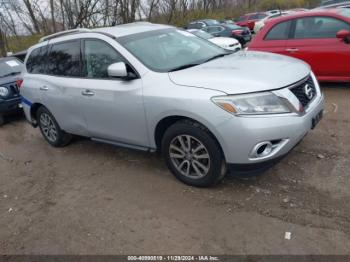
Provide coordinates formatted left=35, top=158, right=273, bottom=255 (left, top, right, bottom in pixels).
left=39, top=28, right=91, bottom=43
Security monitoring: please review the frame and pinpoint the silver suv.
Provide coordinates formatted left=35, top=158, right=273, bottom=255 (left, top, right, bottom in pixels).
left=21, top=23, right=324, bottom=187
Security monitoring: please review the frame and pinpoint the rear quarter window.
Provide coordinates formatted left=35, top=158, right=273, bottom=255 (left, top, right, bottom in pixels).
left=26, top=46, right=48, bottom=74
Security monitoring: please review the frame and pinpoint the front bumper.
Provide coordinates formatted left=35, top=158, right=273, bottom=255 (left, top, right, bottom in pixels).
left=216, top=88, right=324, bottom=175
left=0, top=97, right=22, bottom=114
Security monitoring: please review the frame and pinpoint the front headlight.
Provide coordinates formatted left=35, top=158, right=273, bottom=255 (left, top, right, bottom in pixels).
left=0, top=86, right=9, bottom=97
left=212, top=92, right=291, bottom=115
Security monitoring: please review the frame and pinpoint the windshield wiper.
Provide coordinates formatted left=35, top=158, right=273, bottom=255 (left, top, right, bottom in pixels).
left=168, top=63, right=200, bottom=72
left=1, top=72, right=21, bottom=78
left=203, top=53, right=230, bottom=63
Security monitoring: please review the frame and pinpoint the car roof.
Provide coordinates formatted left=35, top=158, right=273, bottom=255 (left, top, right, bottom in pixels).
left=93, top=22, right=173, bottom=38
left=264, top=8, right=348, bottom=24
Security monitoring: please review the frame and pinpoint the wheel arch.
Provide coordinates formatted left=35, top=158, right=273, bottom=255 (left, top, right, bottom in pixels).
left=153, top=115, right=226, bottom=160
left=30, top=102, right=45, bottom=126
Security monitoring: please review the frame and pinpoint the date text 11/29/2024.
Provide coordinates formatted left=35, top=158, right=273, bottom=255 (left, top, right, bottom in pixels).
left=127, top=255, right=220, bottom=261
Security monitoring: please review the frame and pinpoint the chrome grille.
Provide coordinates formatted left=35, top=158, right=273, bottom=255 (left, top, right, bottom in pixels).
left=290, top=76, right=316, bottom=108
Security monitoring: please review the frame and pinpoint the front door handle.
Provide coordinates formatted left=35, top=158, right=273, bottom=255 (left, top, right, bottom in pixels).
left=81, top=89, right=95, bottom=96
left=40, top=85, right=48, bottom=91
left=286, top=48, right=299, bottom=52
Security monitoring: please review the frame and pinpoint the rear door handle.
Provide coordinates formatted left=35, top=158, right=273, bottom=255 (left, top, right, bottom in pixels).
left=286, top=48, right=299, bottom=52
left=81, top=89, right=95, bottom=96
left=40, top=85, right=48, bottom=91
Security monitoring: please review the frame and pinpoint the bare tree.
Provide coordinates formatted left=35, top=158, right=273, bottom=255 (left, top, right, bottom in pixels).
left=23, top=0, right=41, bottom=33
left=50, top=0, right=57, bottom=32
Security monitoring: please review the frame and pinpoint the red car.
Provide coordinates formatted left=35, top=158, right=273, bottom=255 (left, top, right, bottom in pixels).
left=236, top=12, right=268, bottom=32
left=249, top=8, right=350, bottom=82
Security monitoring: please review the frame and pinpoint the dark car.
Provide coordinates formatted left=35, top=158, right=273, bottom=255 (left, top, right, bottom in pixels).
left=0, top=57, right=23, bottom=126
left=202, top=24, right=252, bottom=45
left=11, top=50, right=27, bottom=62
left=186, top=19, right=220, bottom=29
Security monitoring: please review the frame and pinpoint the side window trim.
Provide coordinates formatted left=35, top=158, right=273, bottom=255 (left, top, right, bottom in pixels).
left=289, top=19, right=297, bottom=39
left=81, top=38, right=140, bottom=80
left=40, top=45, right=49, bottom=74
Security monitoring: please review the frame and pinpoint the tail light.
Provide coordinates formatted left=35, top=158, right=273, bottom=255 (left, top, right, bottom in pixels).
left=232, top=29, right=243, bottom=35
left=16, top=79, right=23, bottom=88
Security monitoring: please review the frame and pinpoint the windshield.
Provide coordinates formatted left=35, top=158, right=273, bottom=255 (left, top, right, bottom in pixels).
left=191, top=30, right=213, bottom=39
left=0, top=59, right=23, bottom=78
left=118, top=29, right=227, bottom=72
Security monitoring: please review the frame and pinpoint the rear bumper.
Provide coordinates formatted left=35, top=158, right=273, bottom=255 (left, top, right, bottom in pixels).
left=0, top=97, right=22, bottom=114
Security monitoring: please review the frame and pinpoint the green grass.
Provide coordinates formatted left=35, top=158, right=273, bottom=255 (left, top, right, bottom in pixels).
left=6, top=34, right=42, bottom=53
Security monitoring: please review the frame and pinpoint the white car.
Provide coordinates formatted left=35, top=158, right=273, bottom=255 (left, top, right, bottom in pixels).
left=187, top=29, right=242, bottom=51
left=21, top=23, right=324, bottom=187
left=254, top=12, right=291, bottom=33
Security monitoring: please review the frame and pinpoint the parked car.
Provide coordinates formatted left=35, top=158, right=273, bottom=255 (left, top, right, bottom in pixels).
left=0, top=57, right=23, bottom=126
left=249, top=8, right=350, bottom=82
left=219, top=19, right=236, bottom=24
left=187, top=29, right=242, bottom=51
left=202, top=24, right=252, bottom=46
left=186, top=19, right=220, bottom=29
left=21, top=23, right=324, bottom=187
left=236, top=12, right=268, bottom=32
left=11, top=50, right=27, bottom=62
left=254, top=11, right=291, bottom=33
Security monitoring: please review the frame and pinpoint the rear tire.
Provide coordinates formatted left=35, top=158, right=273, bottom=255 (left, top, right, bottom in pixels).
left=162, top=120, right=226, bottom=187
left=37, top=106, right=72, bottom=147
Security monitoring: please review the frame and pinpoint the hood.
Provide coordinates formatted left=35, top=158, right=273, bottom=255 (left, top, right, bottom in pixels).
left=168, top=51, right=310, bottom=94
left=209, top=37, right=239, bottom=46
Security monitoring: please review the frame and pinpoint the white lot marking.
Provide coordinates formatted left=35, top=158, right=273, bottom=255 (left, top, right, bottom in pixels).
left=285, top=232, right=291, bottom=240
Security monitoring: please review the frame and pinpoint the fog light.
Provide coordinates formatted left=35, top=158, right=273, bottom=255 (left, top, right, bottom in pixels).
left=250, top=139, right=288, bottom=159
left=254, top=141, right=273, bottom=157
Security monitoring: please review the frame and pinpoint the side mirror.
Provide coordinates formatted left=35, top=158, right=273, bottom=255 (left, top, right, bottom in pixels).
left=108, top=62, right=128, bottom=78
left=336, top=29, right=350, bottom=43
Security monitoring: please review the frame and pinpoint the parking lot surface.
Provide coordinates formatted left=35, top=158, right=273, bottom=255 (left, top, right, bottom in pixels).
left=0, top=86, right=349, bottom=255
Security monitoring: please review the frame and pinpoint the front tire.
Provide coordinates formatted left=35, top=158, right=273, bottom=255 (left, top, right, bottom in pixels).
left=37, top=106, right=72, bottom=147
left=162, top=120, right=226, bottom=187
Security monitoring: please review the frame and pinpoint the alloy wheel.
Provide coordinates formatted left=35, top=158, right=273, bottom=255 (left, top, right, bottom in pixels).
left=40, top=113, right=58, bottom=142
left=169, top=135, right=211, bottom=179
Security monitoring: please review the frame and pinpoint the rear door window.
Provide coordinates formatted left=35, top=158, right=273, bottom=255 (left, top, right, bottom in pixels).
left=294, top=16, right=350, bottom=39
left=47, top=40, right=81, bottom=77
left=265, top=20, right=291, bottom=40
